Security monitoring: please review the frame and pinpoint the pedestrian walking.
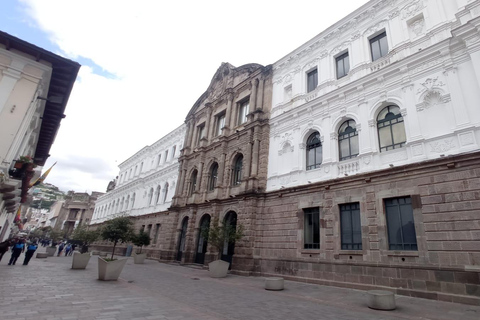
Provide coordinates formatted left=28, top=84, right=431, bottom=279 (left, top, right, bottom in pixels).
left=0, top=239, right=13, bottom=262
left=65, top=244, right=72, bottom=257
left=8, top=238, right=25, bottom=265
left=70, top=244, right=77, bottom=255
left=57, top=242, right=65, bottom=256
left=23, top=241, right=38, bottom=265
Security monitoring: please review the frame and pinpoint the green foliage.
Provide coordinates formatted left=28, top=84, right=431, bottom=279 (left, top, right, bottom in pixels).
left=71, top=224, right=100, bottom=253
left=131, top=231, right=151, bottom=253
left=201, top=217, right=244, bottom=259
left=48, top=228, right=63, bottom=246
left=100, top=216, right=134, bottom=259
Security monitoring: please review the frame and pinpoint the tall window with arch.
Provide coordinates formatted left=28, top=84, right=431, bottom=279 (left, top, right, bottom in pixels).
left=148, top=188, right=154, bottom=206
left=155, top=186, right=161, bottom=204
left=163, top=183, right=169, bottom=203
left=377, top=105, right=406, bottom=152
left=125, top=195, right=130, bottom=210
left=306, top=132, right=322, bottom=170
left=338, top=120, right=359, bottom=161
left=232, top=155, right=243, bottom=185
left=172, top=145, right=176, bottom=158
left=190, top=170, right=198, bottom=196
left=209, top=162, right=218, bottom=191
left=131, top=193, right=136, bottom=209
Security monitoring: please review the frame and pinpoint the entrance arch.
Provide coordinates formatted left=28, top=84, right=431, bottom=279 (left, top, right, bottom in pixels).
left=221, top=211, right=238, bottom=266
left=176, top=217, right=188, bottom=261
left=194, top=214, right=211, bottom=265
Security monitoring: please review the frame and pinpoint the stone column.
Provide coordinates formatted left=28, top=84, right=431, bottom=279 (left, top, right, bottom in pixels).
left=205, top=104, right=213, bottom=142
left=224, top=92, right=234, bottom=134
left=249, top=78, right=258, bottom=113
left=197, top=161, right=204, bottom=191
left=256, top=78, right=265, bottom=110
left=402, top=82, right=422, bottom=142
left=250, top=127, right=260, bottom=177
left=0, top=66, right=23, bottom=115
left=217, top=153, right=226, bottom=187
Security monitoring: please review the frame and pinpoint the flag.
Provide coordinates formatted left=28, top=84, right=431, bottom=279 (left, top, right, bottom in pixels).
left=14, top=206, right=23, bottom=230
left=29, top=162, right=56, bottom=188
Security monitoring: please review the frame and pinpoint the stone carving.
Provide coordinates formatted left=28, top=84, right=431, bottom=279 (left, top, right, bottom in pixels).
left=279, top=175, right=291, bottom=186
left=368, top=120, right=376, bottom=127
left=363, top=156, right=372, bottom=165
left=409, top=16, right=425, bottom=37
left=278, top=141, right=294, bottom=156
left=338, top=160, right=359, bottom=175
left=364, top=20, right=388, bottom=37
left=401, top=0, right=424, bottom=20
left=380, top=149, right=408, bottom=164
left=417, top=77, right=445, bottom=95
left=305, top=58, right=319, bottom=71
left=459, top=132, right=475, bottom=147
left=324, top=165, right=330, bottom=173
left=299, top=143, right=306, bottom=150
left=430, top=139, right=455, bottom=153
left=411, top=144, right=424, bottom=156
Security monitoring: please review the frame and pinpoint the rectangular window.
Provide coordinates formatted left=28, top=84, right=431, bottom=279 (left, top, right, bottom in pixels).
left=385, top=196, right=417, bottom=251
left=336, top=52, right=350, bottom=79
left=370, top=32, right=388, bottom=61
left=238, top=100, right=249, bottom=125
left=216, top=113, right=225, bottom=136
left=340, top=203, right=362, bottom=250
left=307, top=69, right=318, bottom=93
left=147, top=224, right=152, bottom=237
left=304, top=208, right=320, bottom=249
left=197, top=124, right=205, bottom=144
left=153, top=224, right=160, bottom=244
left=140, top=225, right=145, bottom=233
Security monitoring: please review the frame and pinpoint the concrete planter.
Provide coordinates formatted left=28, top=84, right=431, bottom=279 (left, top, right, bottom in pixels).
left=208, top=260, right=230, bottom=278
left=133, top=253, right=146, bottom=264
left=97, top=257, right=128, bottom=281
left=46, top=247, right=56, bottom=257
left=71, top=252, right=91, bottom=269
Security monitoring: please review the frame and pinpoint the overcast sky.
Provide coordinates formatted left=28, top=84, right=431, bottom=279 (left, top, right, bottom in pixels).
left=1, top=0, right=370, bottom=193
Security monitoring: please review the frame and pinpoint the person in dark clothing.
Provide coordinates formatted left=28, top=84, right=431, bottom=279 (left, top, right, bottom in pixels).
left=22, top=241, right=38, bottom=265
left=8, top=239, right=25, bottom=265
left=70, top=244, right=77, bottom=255
left=57, top=242, right=65, bottom=256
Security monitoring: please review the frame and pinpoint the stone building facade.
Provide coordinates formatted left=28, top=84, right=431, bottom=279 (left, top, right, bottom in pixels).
left=258, top=0, right=480, bottom=305
left=169, top=62, right=272, bottom=267
left=90, top=0, right=480, bottom=304
left=57, top=191, right=102, bottom=237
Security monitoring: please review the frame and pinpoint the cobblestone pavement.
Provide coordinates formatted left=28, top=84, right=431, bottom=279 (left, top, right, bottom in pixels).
left=1, top=250, right=479, bottom=320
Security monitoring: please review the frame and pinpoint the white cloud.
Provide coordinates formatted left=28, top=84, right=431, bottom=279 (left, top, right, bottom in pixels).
left=19, top=0, right=370, bottom=193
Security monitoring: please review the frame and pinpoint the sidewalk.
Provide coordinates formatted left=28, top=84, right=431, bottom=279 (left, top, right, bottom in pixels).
left=0, top=250, right=479, bottom=320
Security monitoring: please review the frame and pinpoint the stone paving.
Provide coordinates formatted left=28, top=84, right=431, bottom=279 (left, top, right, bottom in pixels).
left=1, top=250, right=479, bottom=320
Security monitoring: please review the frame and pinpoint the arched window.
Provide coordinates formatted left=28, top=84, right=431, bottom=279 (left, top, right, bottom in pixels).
left=189, top=170, right=198, bottom=195
left=155, top=186, right=161, bottom=204
left=377, top=105, right=406, bottom=152
left=338, top=120, right=359, bottom=161
left=209, top=162, right=218, bottom=191
left=148, top=188, right=154, bottom=206
left=120, top=197, right=125, bottom=212
left=306, top=132, right=322, bottom=170
left=131, top=193, right=136, bottom=209
left=232, top=155, right=243, bottom=186
left=125, top=195, right=130, bottom=210
left=163, top=183, right=169, bottom=203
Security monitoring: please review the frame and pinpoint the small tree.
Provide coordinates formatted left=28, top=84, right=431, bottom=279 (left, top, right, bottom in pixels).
left=131, top=231, right=151, bottom=254
left=71, top=224, right=100, bottom=253
left=48, top=228, right=62, bottom=247
left=100, top=216, right=134, bottom=260
left=201, top=217, right=244, bottom=260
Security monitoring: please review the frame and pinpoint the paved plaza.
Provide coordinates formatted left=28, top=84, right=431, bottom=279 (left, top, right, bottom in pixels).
left=0, top=250, right=479, bottom=320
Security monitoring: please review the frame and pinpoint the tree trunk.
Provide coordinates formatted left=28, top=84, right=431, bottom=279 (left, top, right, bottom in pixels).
left=111, top=240, right=117, bottom=260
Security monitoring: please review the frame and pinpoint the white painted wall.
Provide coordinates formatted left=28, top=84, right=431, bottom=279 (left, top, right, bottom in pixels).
left=267, top=0, right=480, bottom=191
left=90, top=124, right=186, bottom=224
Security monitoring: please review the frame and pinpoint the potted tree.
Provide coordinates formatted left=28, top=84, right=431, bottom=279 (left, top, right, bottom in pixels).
left=202, top=217, right=244, bottom=278
left=98, top=216, right=134, bottom=280
left=131, top=231, right=151, bottom=264
left=46, top=228, right=61, bottom=257
left=70, top=224, right=99, bottom=269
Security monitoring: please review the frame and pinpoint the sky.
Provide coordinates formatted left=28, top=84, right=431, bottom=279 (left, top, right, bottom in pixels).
left=1, top=0, right=370, bottom=193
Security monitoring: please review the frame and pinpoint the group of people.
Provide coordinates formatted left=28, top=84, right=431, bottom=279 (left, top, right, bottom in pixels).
left=0, top=237, right=38, bottom=265
left=0, top=237, right=79, bottom=265
left=56, top=242, right=77, bottom=256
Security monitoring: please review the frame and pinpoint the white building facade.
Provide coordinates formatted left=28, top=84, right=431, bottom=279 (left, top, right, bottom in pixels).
left=267, top=0, right=480, bottom=191
left=91, top=124, right=186, bottom=224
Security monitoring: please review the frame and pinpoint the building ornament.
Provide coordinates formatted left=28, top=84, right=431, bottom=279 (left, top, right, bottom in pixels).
left=429, top=139, right=455, bottom=153
left=401, top=0, right=424, bottom=20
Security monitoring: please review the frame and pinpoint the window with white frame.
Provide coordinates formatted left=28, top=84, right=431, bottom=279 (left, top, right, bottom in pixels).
left=336, top=52, right=350, bottom=79
left=238, top=100, right=249, bottom=125
left=216, top=113, right=225, bottom=136
left=307, top=69, right=318, bottom=93
left=306, top=132, right=322, bottom=170
left=377, top=105, right=406, bottom=152
left=370, top=31, right=388, bottom=61
left=338, top=120, right=359, bottom=161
